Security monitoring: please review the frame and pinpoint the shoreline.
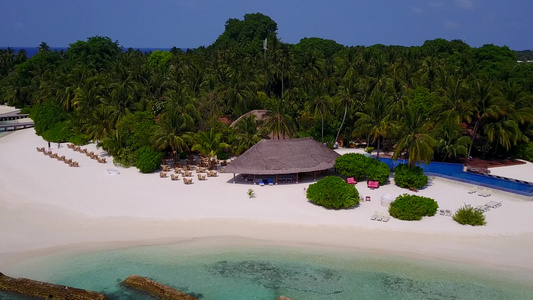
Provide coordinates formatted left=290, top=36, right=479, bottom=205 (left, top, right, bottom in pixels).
left=1, top=126, right=533, bottom=282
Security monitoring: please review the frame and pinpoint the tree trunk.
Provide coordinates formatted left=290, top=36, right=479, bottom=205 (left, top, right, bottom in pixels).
left=335, top=102, right=348, bottom=147
left=376, top=136, right=381, bottom=159
left=321, top=111, right=324, bottom=143
left=467, top=120, right=480, bottom=158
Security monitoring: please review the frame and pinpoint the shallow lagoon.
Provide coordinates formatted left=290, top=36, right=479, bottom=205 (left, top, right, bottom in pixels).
left=3, top=238, right=533, bottom=300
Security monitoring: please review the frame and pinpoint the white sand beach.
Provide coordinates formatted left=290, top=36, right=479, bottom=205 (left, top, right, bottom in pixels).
left=1, top=127, right=533, bottom=279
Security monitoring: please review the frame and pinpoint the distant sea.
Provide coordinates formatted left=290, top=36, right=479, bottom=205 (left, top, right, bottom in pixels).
left=0, top=47, right=190, bottom=58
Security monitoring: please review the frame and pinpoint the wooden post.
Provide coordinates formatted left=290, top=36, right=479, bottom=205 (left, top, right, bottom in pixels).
left=233, top=173, right=236, bottom=184
left=275, top=174, right=278, bottom=185
left=296, top=173, right=299, bottom=183
left=254, top=174, right=256, bottom=185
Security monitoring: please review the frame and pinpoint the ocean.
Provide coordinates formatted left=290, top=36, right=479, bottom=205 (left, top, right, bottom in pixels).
left=2, top=238, right=532, bottom=300
left=0, top=47, right=189, bottom=58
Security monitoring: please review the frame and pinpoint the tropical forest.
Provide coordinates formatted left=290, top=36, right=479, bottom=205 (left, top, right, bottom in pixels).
left=1, top=13, right=532, bottom=172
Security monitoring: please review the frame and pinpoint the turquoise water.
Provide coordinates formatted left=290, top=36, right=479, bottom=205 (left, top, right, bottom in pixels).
left=3, top=239, right=533, bottom=299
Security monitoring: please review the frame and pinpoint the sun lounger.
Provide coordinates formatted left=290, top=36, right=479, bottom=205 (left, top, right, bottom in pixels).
left=365, top=196, right=371, bottom=201
left=347, top=177, right=357, bottom=185
left=468, top=186, right=477, bottom=194
left=445, top=210, right=452, bottom=216
left=439, top=209, right=446, bottom=216
left=268, top=178, right=274, bottom=186
left=376, top=212, right=384, bottom=221
left=382, top=214, right=390, bottom=222
left=482, top=189, right=492, bottom=197
left=257, top=178, right=265, bottom=186
left=477, top=188, right=486, bottom=196
left=370, top=211, right=378, bottom=220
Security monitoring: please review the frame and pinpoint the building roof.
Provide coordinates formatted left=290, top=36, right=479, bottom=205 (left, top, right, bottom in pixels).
left=224, top=137, right=340, bottom=175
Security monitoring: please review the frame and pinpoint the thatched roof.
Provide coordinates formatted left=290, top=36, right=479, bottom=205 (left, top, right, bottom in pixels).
left=224, top=137, right=339, bottom=175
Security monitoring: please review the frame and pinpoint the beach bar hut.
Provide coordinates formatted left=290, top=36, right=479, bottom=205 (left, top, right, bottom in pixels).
left=224, top=137, right=340, bottom=184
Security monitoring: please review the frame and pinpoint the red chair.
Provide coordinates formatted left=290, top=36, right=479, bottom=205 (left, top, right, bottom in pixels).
left=347, top=177, right=357, bottom=185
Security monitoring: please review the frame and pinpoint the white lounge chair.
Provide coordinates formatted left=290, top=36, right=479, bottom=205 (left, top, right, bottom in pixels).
left=483, top=189, right=492, bottom=197
left=445, top=210, right=452, bottom=216
left=382, top=214, right=390, bottom=222
left=477, top=188, right=486, bottom=196
left=439, top=209, right=446, bottom=216
left=376, top=212, right=384, bottom=221
left=468, top=186, right=477, bottom=194
left=370, top=211, right=378, bottom=220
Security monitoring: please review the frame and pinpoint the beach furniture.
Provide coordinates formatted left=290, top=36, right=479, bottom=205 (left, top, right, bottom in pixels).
left=367, top=180, right=379, bottom=189
left=445, top=210, right=452, bottom=216
left=439, top=209, right=446, bottom=216
left=382, top=214, right=390, bottom=222
left=486, top=201, right=501, bottom=209
left=468, top=186, right=477, bottom=194
left=376, top=212, right=384, bottom=221
left=483, top=189, right=492, bottom=197
left=365, top=196, right=371, bottom=202
left=347, top=177, right=357, bottom=185
left=370, top=211, right=378, bottom=220
left=159, top=171, right=167, bottom=178
left=268, top=178, right=274, bottom=186
left=477, top=188, right=486, bottom=196
left=257, top=178, right=265, bottom=186
left=171, top=174, right=180, bottom=181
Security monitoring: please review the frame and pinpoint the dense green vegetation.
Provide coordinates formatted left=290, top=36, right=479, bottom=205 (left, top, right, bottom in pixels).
left=389, top=194, right=438, bottom=221
left=334, top=153, right=390, bottom=184
left=306, top=176, right=360, bottom=209
left=453, top=205, right=486, bottom=226
left=1, top=13, right=532, bottom=169
left=134, top=146, right=164, bottom=173
left=393, top=164, right=429, bottom=189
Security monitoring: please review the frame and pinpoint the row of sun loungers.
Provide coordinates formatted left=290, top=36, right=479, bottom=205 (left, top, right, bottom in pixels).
left=468, top=186, right=492, bottom=197
left=37, top=147, right=79, bottom=167
left=370, top=211, right=390, bottom=222
left=67, top=144, right=106, bottom=164
left=475, top=201, right=502, bottom=212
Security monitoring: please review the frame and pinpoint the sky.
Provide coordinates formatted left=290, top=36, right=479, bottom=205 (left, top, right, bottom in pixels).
left=1, top=0, right=532, bottom=50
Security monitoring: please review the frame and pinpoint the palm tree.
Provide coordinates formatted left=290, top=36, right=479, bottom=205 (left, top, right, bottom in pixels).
left=353, top=90, right=396, bottom=158
left=392, top=107, right=437, bottom=166
left=233, top=115, right=263, bottom=155
left=191, top=129, right=230, bottom=158
left=435, top=119, right=471, bottom=161
left=151, top=108, right=194, bottom=159
left=260, top=100, right=296, bottom=139
left=84, top=104, right=115, bottom=143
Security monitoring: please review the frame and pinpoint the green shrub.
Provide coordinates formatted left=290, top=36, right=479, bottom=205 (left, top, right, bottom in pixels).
left=69, top=134, right=90, bottom=146
left=41, top=121, right=72, bottom=142
left=334, top=153, right=390, bottom=184
left=366, top=161, right=391, bottom=185
left=217, top=150, right=230, bottom=160
left=394, top=164, right=428, bottom=189
left=453, top=205, right=486, bottom=226
left=306, top=176, right=360, bottom=209
left=179, top=152, right=187, bottom=159
left=134, top=146, right=164, bottom=173
left=20, top=107, right=31, bottom=114
left=516, top=142, right=533, bottom=162
left=389, top=194, right=438, bottom=221
left=365, top=147, right=374, bottom=153
left=30, top=102, right=68, bottom=135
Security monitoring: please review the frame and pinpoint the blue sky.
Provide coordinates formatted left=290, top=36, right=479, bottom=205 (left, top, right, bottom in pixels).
left=1, top=0, right=532, bottom=50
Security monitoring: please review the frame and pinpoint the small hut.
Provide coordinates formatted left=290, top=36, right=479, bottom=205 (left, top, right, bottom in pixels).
left=224, top=137, right=339, bottom=184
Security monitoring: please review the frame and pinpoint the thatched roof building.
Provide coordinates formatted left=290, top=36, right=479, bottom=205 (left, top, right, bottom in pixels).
left=224, top=138, right=339, bottom=177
